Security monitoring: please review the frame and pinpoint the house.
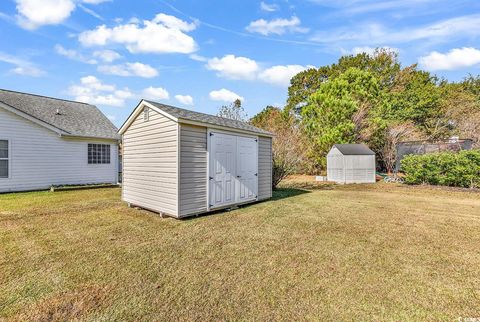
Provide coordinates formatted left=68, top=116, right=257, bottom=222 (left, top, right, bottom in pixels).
left=119, top=100, right=273, bottom=218
left=0, top=89, right=119, bottom=193
left=327, top=144, right=376, bottom=184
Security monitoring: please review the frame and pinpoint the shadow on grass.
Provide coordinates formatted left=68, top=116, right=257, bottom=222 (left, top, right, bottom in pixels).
left=271, top=188, right=311, bottom=201
left=181, top=188, right=310, bottom=220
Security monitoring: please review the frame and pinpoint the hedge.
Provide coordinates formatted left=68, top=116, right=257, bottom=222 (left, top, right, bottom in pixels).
left=401, top=150, right=480, bottom=188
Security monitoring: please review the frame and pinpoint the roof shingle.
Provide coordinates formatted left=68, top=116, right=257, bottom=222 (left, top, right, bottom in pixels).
left=145, top=100, right=272, bottom=136
left=334, top=144, right=375, bottom=155
left=0, top=89, right=119, bottom=140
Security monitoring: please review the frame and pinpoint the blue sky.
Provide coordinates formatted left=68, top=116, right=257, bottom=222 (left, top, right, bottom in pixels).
left=0, top=0, right=479, bottom=127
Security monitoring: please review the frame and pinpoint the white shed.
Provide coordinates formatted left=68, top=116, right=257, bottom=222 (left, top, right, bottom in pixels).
left=327, top=144, right=376, bottom=184
left=118, top=100, right=273, bottom=218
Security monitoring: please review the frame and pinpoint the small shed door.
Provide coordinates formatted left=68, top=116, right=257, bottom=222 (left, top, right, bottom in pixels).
left=209, top=132, right=236, bottom=207
left=236, top=136, right=258, bottom=202
left=209, top=132, right=258, bottom=208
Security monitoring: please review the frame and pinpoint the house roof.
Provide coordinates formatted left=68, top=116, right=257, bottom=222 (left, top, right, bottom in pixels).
left=333, top=144, right=375, bottom=155
left=145, top=100, right=272, bottom=136
left=0, top=89, right=119, bottom=140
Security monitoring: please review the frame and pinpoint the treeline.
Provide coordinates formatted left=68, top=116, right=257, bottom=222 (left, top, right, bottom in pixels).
left=250, top=49, right=480, bottom=180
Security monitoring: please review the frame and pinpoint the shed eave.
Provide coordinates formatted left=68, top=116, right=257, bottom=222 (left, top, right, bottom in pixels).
left=178, top=118, right=273, bottom=137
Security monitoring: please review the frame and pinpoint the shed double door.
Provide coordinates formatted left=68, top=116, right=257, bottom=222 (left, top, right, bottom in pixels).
left=209, top=132, right=258, bottom=208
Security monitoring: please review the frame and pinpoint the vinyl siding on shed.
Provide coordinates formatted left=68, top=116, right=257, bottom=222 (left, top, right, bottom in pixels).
left=344, top=155, right=376, bottom=183
left=327, top=146, right=376, bottom=184
left=0, top=107, right=118, bottom=193
left=178, top=124, right=208, bottom=217
left=327, top=147, right=344, bottom=182
left=122, top=107, right=178, bottom=216
left=258, top=136, right=272, bottom=200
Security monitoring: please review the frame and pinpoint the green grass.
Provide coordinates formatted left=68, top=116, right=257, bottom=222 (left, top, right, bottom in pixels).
left=1, top=181, right=480, bottom=321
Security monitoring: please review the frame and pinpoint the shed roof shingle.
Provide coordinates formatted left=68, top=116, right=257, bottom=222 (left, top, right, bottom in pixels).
left=334, top=144, right=375, bottom=155
left=0, top=89, right=119, bottom=140
left=145, top=100, right=272, bottom=136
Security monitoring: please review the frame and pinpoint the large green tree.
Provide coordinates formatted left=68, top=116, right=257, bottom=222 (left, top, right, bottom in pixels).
left=286, top=48, right=400, bottom=114
left=301, top=68, right=381, bottom=171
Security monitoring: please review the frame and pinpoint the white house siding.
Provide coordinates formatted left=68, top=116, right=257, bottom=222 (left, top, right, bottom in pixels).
left=0, top=107, right=118, bottom=193
left=122, top=107, right=178, bottom=216
left=327, top=147, right=344, bottom=182
left=258, top=136, right=272, bottom=200
left=178, top=124, right=208, bottom=217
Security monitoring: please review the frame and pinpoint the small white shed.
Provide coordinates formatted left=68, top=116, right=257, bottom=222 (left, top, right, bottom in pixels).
left=118, top=100, right=273, bottom=218
left=327, top=144, right=376, bottom=184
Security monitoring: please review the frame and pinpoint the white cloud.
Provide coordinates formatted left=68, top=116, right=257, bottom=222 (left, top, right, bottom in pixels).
left=152, top=13, right=197, bottom=31
left=82, top=0, right=110, bottom=4
left=189, top=53, right=208, bottom=62
left=206, top=55, right=259, bottom=80
left=92, top=49, right=121, bottom=62
left=15, top=0, right=75, bottom=29
left=175, top=94, right=193, bottom=106
left=260, top=1, right=279, bottom=12
left=209, top=89, right=244, bottom=103
left=54, top=44, right=97, bottom=64
left=68, top=75, right=133, bottom=107
left=79, top=75, right=115, bottom=91
left=419, top=47, right=480, bottom=71
left=246, top=16, right=309, bottom=36
left=78, top=13, right=198, bottom=54
left=142, top=86, right=169, bottom=100
left=15, top=0, right=108, bottom=29
left=11, top=66, right=45, bottom=77
left=0, top=51, right=46, bottom=77
left=98, top=62, right=158, bottom=78
left=203, top=53, right=313, bottom=87
left=258, top=64, right=313, bottom=87
left=311, top=14, right=480, bottom=45
left=77, top=3, right=104, bottom=21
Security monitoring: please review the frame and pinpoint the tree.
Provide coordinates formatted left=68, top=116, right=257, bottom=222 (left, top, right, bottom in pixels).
left=387, top=66, right=443, bottom=138
left=250, top=106, right=306, bottom=188
left=439, top=82, right=480, bottom=147
left=286, top=48, right=400, bottom=114
left=217, top=99, right=247, bottom=121
left=301, top=68, right=380, bottom=171
left=283, top=49, right=480, bottom=174
left=462, top=74, right=480, bottom=101
left=377, top=122, right=418, bottom=173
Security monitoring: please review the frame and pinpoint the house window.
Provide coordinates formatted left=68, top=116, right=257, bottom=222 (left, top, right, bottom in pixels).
left=144, top=107, right=149, bottom=121
left=0, top=140, right=8, bottom=178
left=88, top=144, right=111, bottom=164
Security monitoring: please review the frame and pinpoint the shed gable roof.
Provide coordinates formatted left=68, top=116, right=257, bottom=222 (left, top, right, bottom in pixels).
left=144, top=100, right=272, bottom=136
left=333, top=144, right=375, bottom=155
left=0, top=89, right=119, bottom=140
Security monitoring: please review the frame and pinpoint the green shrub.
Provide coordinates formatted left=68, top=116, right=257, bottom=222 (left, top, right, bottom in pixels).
left=401, top=150, right=480, bottom=188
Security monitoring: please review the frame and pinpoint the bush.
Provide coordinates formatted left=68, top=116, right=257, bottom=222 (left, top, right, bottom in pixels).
left=401, top=150, right=480, bottom=188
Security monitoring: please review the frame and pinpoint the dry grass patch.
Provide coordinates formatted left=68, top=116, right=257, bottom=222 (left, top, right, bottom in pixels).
left=1, top=182, right=479, bottom=321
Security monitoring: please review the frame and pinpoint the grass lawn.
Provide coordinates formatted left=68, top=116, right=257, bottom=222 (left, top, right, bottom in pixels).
left=1, top=179, right=480, bottom=321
